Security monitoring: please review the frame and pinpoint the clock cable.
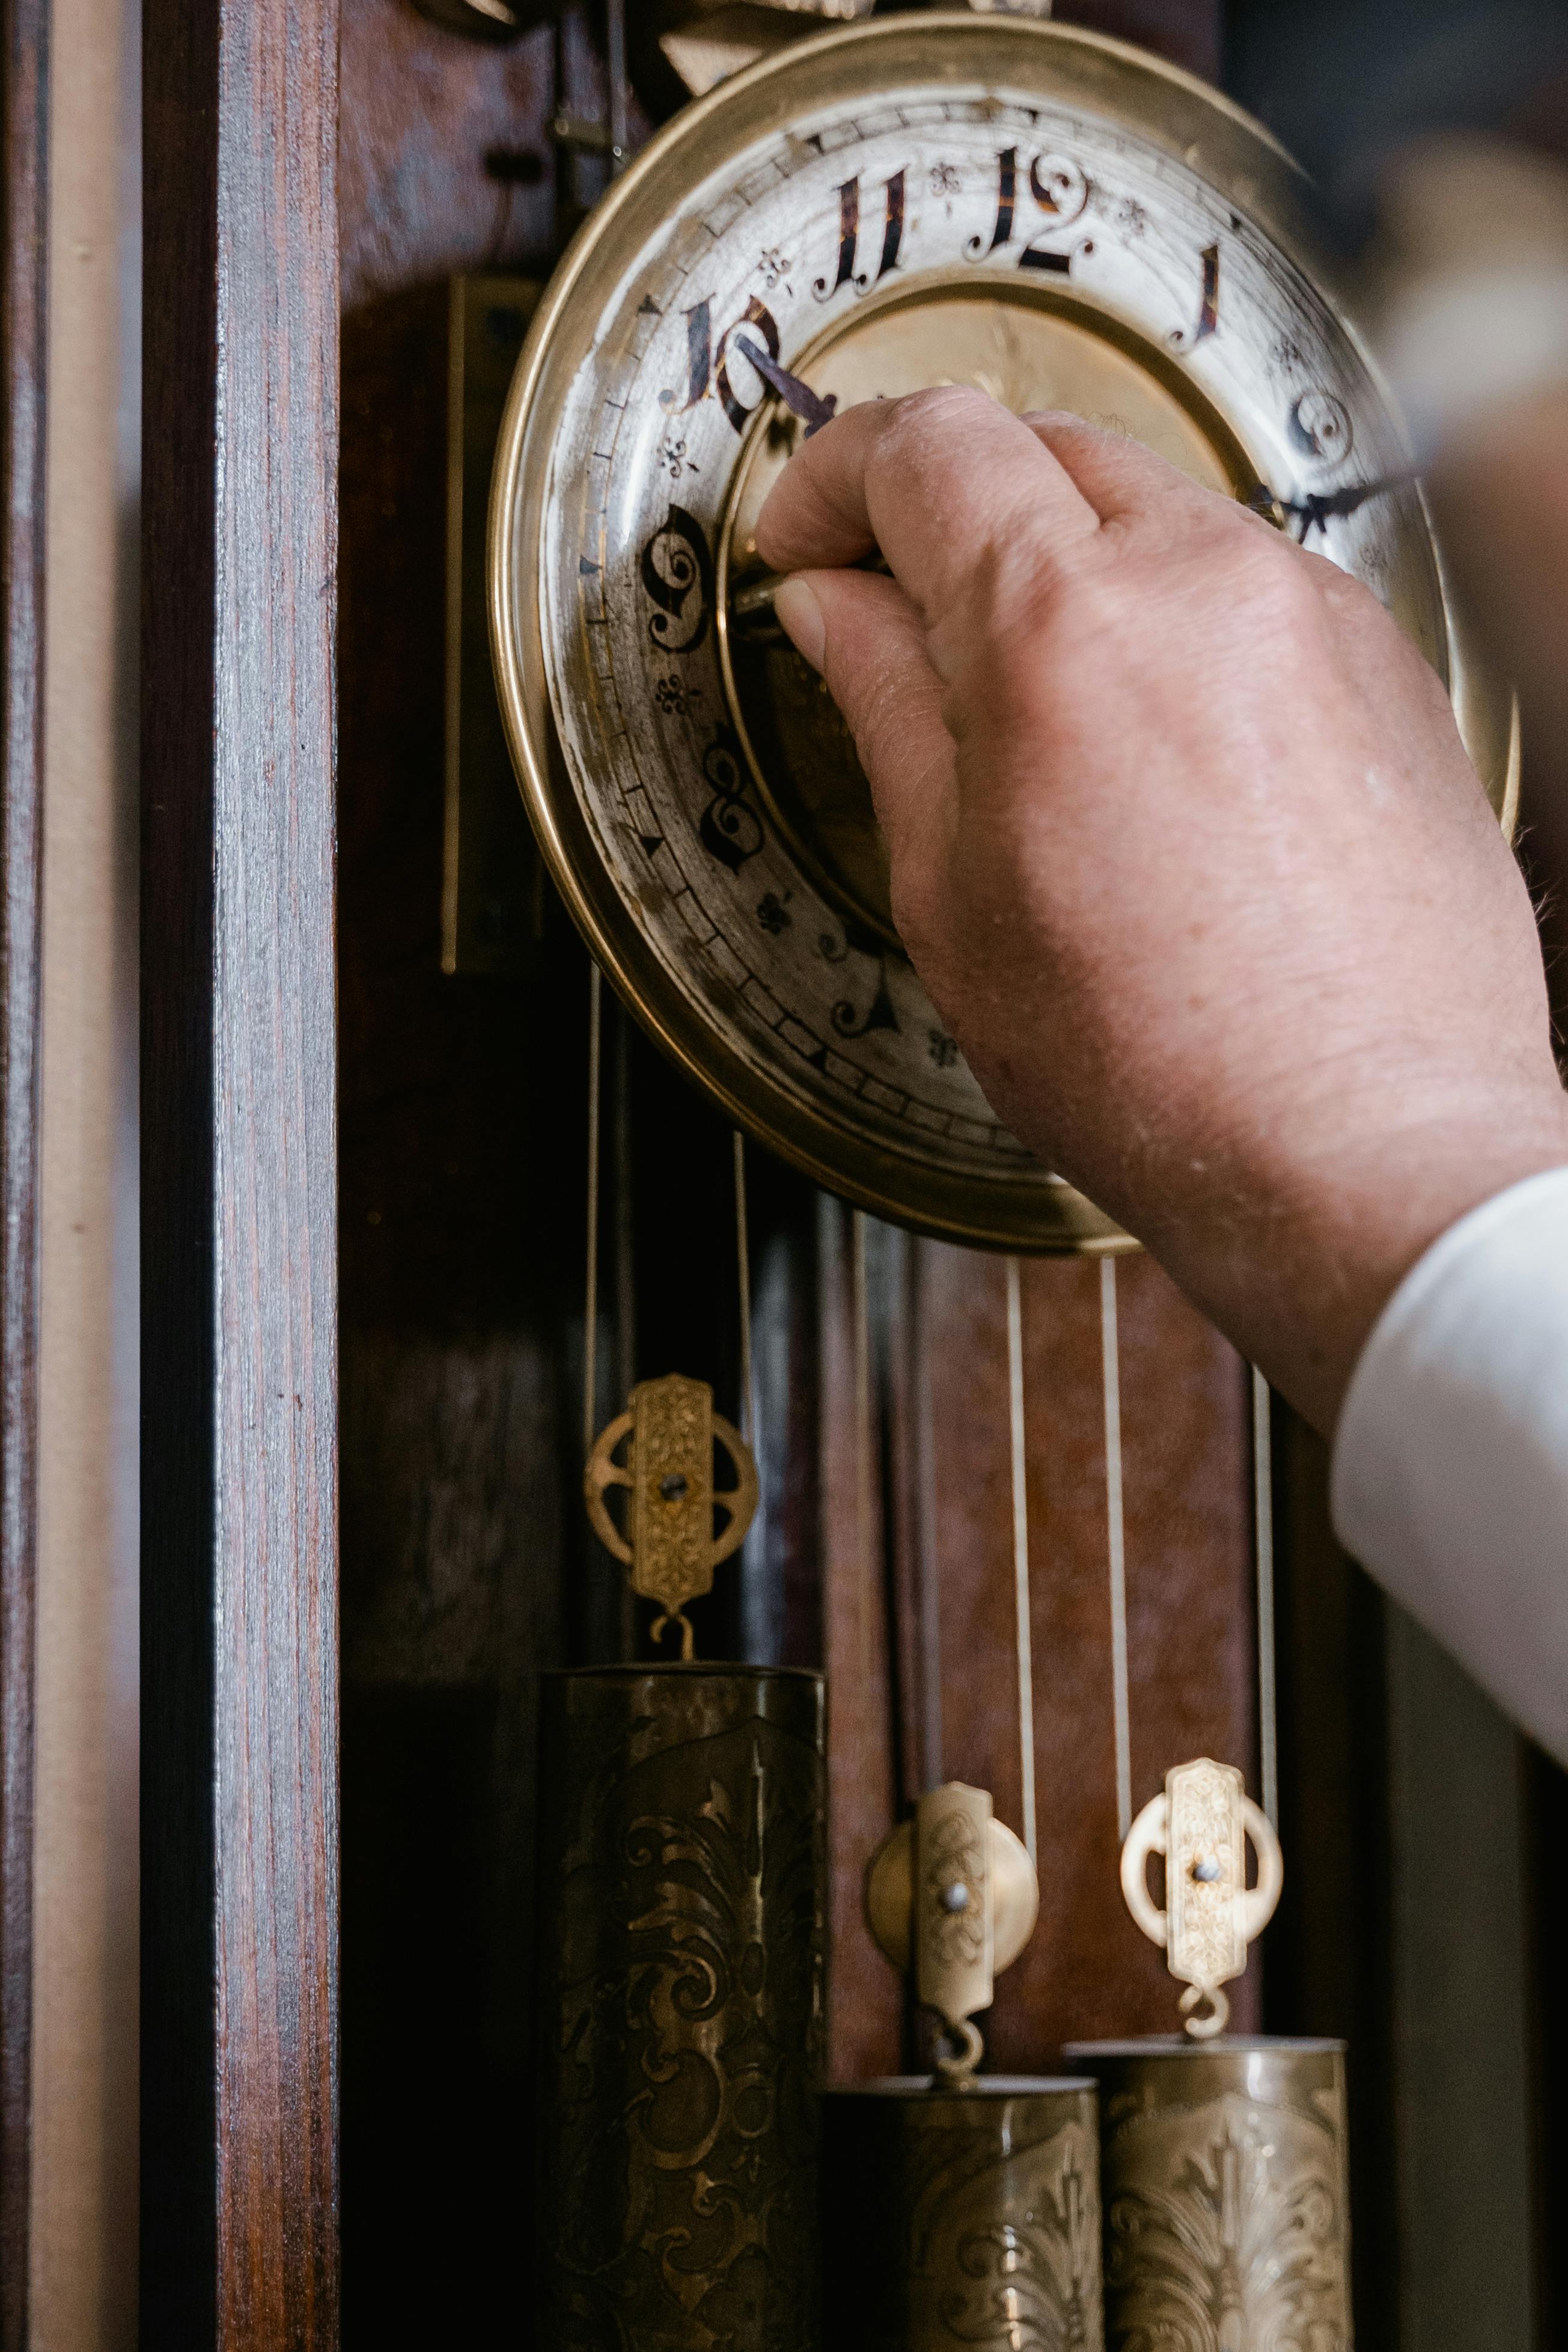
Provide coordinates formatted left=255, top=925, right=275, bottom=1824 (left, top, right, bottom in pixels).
left=734, top=1131, right=755, bottom=1448
left=1007, top=1256, right=1038, bottom=1868
left=1102, top=1256, right=1132, bottom=1842
left=1253, top=1363, right=1278, bottom=1827
left=584, top=961, right=603, bottom=1458
left=584, top=955, right=761, bottom=1602
left=1103, top=1257, right=1286, bottom=2033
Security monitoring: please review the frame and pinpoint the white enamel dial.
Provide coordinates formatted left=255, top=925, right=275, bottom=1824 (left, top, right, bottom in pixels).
left=492, top=16, right=1513, bottom=1250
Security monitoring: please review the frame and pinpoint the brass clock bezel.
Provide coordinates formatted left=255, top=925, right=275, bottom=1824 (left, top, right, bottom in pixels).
left=489, top=13, right=1518, bottom=1254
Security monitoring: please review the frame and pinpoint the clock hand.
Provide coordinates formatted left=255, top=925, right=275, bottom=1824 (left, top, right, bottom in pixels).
left=1251, top=468, right=1419, bottom=543
left=734, top=335, right=839, bottom=438
left=730, top=547, right=892, bottom=637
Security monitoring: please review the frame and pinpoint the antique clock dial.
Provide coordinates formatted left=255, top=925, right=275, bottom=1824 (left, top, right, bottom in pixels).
left=491, top=14, right=1513, bottom=1251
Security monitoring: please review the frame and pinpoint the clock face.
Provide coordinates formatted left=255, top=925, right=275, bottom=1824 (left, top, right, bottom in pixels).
left=491, top=14, right=1514, bottom=1252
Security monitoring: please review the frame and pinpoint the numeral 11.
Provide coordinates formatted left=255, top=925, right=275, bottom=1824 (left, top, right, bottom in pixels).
left=814, top=170, right=906, bottom=301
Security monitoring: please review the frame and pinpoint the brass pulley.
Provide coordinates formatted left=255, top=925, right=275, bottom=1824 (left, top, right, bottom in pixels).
left=864, top=1782, right=1040, bottom=2083
left=1120, top=1755, right=1284, bottom=2039
left=584, top=1370, right=760, bottom=1657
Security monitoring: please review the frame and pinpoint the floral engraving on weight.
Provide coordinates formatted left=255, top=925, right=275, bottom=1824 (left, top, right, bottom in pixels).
left=912, top=2121, right=1103, bottom=2351
left=1103, top=2092, right=1349, bottom=2352
left=541, top=1714, right=826, bottom=2350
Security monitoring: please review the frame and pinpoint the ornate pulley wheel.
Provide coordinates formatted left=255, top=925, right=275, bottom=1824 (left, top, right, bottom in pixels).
left=490, top=13, right=1515, bottom=1251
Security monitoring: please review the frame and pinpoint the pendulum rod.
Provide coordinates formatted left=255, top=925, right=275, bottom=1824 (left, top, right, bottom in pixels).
left=1252, top=1365, right=1279, bottom=1826
left=734, top=1132, right=755, bottom=1446
left=584, top=961, right=603, bottom=1458
left=1006, top=1257, right=1037, bottom=1868
left=1101, top=1256, right=1132, bottom=1843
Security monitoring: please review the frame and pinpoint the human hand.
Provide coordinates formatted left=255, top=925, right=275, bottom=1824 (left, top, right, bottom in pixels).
left=755, top=388, right=1568, bottom=1433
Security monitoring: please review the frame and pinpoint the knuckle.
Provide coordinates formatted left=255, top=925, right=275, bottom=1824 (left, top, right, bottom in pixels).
left=871, top=383, right=995, bottom=470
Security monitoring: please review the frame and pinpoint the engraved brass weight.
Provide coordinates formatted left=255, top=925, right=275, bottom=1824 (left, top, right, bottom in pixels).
left=535, top=1664, right=826, bottom=2351
left=1064, top=2038, right=1353, bottom=2352
left=820, top=2080, right=1105, bottom=2352
left=584, top=1371, right=759, bottom=1657
left=831, top=1793, right=1103, bottom=2348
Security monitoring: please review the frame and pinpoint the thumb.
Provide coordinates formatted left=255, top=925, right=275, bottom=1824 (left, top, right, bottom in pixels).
left=773, top=568, right=956, bottom=885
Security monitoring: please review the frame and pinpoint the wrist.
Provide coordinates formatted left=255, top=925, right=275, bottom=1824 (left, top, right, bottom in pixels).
left=1158, top=1084, right=1568, bottom=1437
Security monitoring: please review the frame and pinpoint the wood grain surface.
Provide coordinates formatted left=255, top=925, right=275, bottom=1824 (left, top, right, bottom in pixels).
left=141, top=0, right=340, bottom=2339
left=0, top=0, right=48, bottom=2342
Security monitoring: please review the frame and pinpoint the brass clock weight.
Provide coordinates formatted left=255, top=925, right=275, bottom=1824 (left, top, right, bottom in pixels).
left=480, top=6, right=1514, bottom=2344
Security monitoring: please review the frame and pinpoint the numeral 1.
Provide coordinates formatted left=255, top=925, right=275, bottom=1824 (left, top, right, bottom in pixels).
left=1171, top=245, right=1221, bottom=349
left=966, top=147, right=1018, bottom=260
left=813, top=171, right=906, bottom=301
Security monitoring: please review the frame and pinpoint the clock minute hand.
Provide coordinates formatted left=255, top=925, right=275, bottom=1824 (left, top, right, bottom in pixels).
left=734, top=335, right=839, bottom=438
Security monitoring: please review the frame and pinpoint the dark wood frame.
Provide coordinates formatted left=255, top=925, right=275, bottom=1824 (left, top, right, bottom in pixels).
left=141, top=0, right=341, bottom=2338
left=0, top=0, right=47, bottom=2341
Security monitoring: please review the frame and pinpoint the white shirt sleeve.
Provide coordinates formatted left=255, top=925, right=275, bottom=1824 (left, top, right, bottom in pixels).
left=1331, top=1165, right=1568, bottom=1767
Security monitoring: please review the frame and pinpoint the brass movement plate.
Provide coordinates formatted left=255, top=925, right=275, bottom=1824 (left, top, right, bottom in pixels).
left=490, top=14, right=1515, bottom=1251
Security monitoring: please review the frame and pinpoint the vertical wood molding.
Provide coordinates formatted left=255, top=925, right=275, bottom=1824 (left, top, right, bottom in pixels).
left=141, top=0, right=340, bottom=2339
left=0, top=0, right=48, bottom=2339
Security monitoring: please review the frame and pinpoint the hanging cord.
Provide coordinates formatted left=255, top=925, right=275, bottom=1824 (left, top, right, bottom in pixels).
left=1252, top=1365, right=1279, bottom=1826
left=584, top=962, right=603, bottom=1458
left=613, top=1004, right=636, bottom=1408
left=852, top=1212, right=874, bottom=1686
left=914, top=1252, right=944, bottom=1792
left=734, top=1132, right=755, bottom=1446
left=1101, top=1256, right=1132, bottom=1844
left=1006, top=1257, right=1037, bottom=1869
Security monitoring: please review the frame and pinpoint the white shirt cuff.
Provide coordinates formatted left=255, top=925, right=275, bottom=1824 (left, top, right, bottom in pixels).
left=1331, top=1165, right=1568, bottom=1765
